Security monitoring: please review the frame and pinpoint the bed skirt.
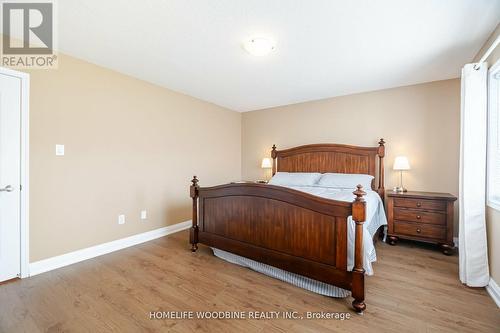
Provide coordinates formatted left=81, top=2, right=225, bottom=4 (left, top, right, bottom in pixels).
left=212, top=248, right=353, bottom=298
left=211, top=224, right=384, bottom=298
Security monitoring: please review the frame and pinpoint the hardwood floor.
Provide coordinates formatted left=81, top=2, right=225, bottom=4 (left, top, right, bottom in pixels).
left=1, top=230, right=498, bottom=332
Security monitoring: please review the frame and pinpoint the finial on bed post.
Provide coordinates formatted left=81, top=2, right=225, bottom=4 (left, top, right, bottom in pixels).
left=191, top=175, right=199, bottom=187
left=377, top=138, right=386, bottom=200
left=190, top=176, right=199, bottom=252
left=353, top=184, right=366, bottom=202
left=271, top=144, right=277, bottom=176
left=352, top=184, right=367, bottom=314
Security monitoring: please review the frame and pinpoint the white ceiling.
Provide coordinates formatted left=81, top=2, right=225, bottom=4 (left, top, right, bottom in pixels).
left=55, top=0, right=500, bottom=111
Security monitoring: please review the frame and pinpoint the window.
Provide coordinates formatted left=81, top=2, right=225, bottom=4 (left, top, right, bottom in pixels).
left=488, top=59, right=500, bottom=210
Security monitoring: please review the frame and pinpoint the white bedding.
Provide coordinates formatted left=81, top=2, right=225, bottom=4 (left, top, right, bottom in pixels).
left=211, top=185, right=387, bottom=298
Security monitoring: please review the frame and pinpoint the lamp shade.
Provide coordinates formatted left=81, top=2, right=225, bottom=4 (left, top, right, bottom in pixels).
left=393, top=156, right=410, bottom=170
left=261, top=157, right=272, bottom=169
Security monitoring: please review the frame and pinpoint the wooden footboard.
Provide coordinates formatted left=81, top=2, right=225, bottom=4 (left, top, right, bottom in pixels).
left=189, top=177, right=367, bottom=313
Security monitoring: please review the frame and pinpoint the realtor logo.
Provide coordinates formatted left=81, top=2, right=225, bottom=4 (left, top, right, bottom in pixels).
left=1, top=1, right=58, bottom=68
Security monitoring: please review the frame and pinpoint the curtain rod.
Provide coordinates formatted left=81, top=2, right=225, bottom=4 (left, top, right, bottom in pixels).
left=474, top=35, right=500, bottom=69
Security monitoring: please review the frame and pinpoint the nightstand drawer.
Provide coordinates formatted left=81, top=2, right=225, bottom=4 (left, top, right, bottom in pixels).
left=393, top=208, right=446, bottom=225
left=393, top=197, right=446, bottom=211
left=394, top=221, right=446, bottom=239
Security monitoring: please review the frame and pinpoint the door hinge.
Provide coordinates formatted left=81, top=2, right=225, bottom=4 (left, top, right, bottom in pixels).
left=19, top=184, right=22, bottom=191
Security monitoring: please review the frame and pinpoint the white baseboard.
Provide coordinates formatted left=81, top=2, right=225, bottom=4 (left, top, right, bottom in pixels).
left=486, top=277, right=500, bottom=308
left=29, top=220, right=191, bottom=277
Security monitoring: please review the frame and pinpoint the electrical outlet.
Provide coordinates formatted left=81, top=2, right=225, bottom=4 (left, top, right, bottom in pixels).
left=140, top=210, right=147, bottom=220
left=118, top=214, right=125, bottom=225
left=55, top=144, right=65, bottom=156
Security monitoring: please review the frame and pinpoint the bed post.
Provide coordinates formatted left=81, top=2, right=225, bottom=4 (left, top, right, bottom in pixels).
left=190, top=176, right=199, bottom=252
left=352, top=184, right=367, bottom=313
left=271, top=144, right=277, bottom=176
left=377, top=138, right=385, bottom=199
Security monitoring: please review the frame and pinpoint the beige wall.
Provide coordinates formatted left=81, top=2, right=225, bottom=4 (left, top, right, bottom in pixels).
left=487, top=207, right=500, bottom=282
left=476, top=23, right=500, bottom=284
left=25, top=54, right=241, bottom=262
left=242, top=79, right=461, bottom=229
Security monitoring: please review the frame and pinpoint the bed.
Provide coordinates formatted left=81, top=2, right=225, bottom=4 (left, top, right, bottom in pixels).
left=189, top=139, right=386, bottom=313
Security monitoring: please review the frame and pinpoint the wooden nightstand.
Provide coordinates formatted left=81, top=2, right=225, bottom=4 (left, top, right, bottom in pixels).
left=386, top=191, right=457, bottom=255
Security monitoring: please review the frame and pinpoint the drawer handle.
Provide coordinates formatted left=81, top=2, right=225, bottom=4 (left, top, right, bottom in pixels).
left=416, top=215, right=421, bottom=219
left=416, top=202, right=422, bottom=207
left=416, top=228, right=421, bottom=233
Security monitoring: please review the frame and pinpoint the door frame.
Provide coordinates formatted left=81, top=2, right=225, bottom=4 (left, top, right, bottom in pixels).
left=0, top=66, right=30, bottom=278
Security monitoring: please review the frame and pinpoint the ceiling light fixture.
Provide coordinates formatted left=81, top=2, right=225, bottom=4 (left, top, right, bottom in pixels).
left=243, top=37, right=276, bottom=56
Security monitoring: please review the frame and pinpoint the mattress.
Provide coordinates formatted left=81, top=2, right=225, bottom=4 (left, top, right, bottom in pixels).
left=211, top=186, right=387, bottom=298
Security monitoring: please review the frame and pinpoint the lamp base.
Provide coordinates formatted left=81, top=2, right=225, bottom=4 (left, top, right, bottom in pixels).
left=393, top=186, right=407, bottom=193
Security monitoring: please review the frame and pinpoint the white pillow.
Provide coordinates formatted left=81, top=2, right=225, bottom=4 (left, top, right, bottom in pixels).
left=317, top=173, right=374, bottom=190
left=268, top=172, right=322, bottom=186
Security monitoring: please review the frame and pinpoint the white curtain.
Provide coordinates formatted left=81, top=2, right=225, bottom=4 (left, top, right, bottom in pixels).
left=459, top=63, right=489, bottom=287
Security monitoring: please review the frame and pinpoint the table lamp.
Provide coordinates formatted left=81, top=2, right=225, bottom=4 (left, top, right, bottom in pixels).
left=261, top=157, right=272, bottom=182
left=393, top=156, right=410, bottom=192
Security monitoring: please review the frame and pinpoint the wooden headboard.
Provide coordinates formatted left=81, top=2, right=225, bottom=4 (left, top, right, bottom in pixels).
left=271, top=139, right=386, bottom=197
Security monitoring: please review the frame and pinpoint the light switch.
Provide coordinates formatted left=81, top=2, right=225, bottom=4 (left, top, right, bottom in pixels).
left=118, top=214, right=125, bottom=225
left=141, top=210, right=147, bottom=220
left=55, top=144, right=65, bottom=156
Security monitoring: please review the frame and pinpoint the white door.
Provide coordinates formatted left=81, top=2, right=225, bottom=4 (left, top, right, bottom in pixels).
left=0, top=72, right=21, bottom=282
